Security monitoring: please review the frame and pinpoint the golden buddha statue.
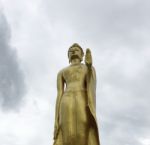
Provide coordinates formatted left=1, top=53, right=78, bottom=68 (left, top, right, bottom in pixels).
left=53, top=43, right=100, bottom=145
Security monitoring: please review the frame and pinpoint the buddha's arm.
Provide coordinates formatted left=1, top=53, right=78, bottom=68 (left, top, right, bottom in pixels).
left=54, top=70, right=64, bottom=139
left=85, top=49, right=97, bottom=108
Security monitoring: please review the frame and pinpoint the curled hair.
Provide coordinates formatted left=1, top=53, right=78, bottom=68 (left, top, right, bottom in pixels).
left=68, top=43, right=84, bottom=58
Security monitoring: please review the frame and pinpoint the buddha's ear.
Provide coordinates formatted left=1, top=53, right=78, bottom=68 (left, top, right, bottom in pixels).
left=80, top=51, right=84, bottom=62
left=82, top=52, right=84, bottom=57
left=69, top=59, right=71, bottom=63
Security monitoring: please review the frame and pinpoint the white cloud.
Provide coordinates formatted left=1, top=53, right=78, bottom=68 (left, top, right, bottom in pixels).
left=140, top=138, right=150, bottom=145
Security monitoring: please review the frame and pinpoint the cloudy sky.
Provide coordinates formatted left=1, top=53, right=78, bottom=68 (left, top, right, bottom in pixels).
left=0, top=0, right=150, bottom=145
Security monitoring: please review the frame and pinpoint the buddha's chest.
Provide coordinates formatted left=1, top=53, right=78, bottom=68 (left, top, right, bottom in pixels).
left=63, top=65, right=87, bottom=82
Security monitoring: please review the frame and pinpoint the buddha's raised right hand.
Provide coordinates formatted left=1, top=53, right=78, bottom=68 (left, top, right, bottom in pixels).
left=85, top=48, right=92, bottom=68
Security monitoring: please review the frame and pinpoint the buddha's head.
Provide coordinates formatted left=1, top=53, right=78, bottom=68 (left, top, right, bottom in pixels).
left=68, top=43, right=84, bottom=63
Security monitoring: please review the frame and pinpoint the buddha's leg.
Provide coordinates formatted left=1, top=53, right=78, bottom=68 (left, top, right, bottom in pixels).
left=60, top=91, right=89, bottom=145
left=76, top=91, right=89, bottom=145
left=76, top=122, right=89, bottom=145
left=60, top=92, right=76, bottom=145
left=61, top=127, right=76, bottom=145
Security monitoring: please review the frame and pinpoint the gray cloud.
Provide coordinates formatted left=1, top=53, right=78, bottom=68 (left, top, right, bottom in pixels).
left=0, top=11, right=26, bottom=110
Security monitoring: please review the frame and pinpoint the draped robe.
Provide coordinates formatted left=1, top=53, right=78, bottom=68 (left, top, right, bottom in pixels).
left=53, top=64, right=100, bottom=145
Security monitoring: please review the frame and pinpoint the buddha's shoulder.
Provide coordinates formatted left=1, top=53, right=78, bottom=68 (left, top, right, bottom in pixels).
left=57, top=66, right=70, bottom=76
left=57, top=67, right=66, bottom=76
left=58, top=64, right=95, bottom=74
left=57, top=63, right=88, bottom=74
left=65, top=63, right=88, bottom=71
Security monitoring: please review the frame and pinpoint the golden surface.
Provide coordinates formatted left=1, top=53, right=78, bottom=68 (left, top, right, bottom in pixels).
left=53, top=43, right=100, bottom=145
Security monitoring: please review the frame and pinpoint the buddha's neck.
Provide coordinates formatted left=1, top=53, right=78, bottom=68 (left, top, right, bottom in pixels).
left=71, top=58, right=81, bottom=65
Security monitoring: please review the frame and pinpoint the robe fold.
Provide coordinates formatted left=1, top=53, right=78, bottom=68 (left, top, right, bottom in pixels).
left=53, top=66, right=100, bottom=145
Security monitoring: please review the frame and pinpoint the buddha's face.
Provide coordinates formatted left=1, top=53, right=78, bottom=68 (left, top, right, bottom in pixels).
left=68, top=47, right=83, bottom=62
